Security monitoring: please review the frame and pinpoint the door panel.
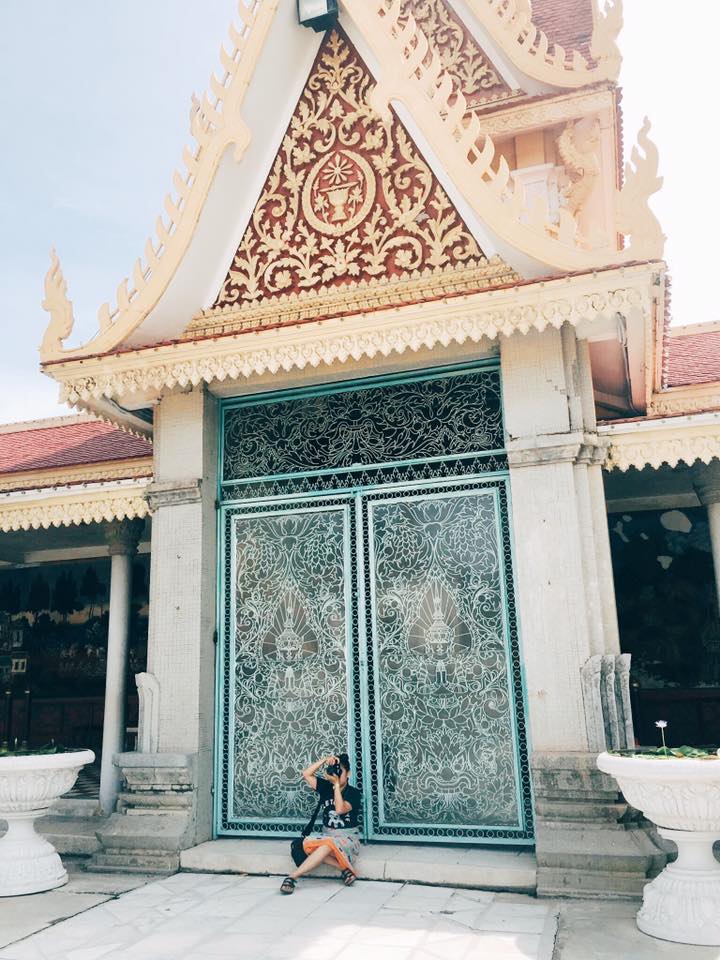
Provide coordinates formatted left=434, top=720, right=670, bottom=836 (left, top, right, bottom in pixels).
left=362, top=484, right=527, bottom=840
left=219, top=501, right=354, bottom=833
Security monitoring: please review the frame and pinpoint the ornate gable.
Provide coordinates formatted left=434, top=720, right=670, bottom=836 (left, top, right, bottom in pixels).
left=186, top=29, right=516, bottom=339
left=401, top=0, right=518, bottom=109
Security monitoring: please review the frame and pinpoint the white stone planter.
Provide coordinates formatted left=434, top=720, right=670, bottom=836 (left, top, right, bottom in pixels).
left=597, top=751, right=720, bottom=946
left=0, top=749, right=95, bottom=896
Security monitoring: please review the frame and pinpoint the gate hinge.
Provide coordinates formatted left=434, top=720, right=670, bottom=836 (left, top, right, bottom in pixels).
left=212, top=629, right=218, bottom=646
left=210, top=784, right=215, bottom=796
left=214, top=498, right=220, bottom=511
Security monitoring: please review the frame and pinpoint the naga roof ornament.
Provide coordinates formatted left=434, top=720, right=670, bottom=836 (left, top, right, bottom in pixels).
left=463, top=0, right=623, bottom=87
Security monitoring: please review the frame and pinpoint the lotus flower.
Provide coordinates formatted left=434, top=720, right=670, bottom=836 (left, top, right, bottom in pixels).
left=655, top=720, right=668, bottom=751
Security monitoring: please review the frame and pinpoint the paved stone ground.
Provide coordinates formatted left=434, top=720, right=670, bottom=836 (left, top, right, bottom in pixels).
left=0, top=868, right=717, bottom=959
left=0, top=871, right=557, bottom=960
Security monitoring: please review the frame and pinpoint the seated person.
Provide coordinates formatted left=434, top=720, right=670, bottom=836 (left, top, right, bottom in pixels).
left=280, top=753, right=362, bottom=894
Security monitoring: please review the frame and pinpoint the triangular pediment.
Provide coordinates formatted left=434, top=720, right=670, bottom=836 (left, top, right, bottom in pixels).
left=185, top=28, right=516, bottom=339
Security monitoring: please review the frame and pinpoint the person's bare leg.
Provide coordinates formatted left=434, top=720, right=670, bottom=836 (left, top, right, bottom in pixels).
left=289, top=844, right=335, bottom=880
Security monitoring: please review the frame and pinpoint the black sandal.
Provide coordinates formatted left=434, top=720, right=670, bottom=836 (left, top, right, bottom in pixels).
left=341, top=869, right=355, bottom=886
left=280, top=877, right=296, bottom=895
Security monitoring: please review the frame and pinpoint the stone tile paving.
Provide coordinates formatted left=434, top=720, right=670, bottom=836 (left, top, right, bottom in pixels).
left=0, top=873, right=558, bottom=960
left=554, top=900, right=720, bottom=959
left=0, top=867, right=153, bottom=950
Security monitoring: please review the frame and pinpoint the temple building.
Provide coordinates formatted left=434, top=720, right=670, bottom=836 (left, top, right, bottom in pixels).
left=2, top=0, right=719, bottom=896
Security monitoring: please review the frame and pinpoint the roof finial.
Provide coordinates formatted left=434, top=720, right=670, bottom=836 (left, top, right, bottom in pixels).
left=41, top=248, right=75, bottom=358
left=616, top=117, right=665, bottom=261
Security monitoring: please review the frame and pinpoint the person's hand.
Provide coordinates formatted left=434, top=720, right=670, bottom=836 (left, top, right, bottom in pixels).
left=323, top=754, right=338, bottom=766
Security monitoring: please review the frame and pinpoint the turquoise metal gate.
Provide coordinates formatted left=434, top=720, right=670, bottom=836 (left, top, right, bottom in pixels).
left=216, top=364, right=533, bottom=843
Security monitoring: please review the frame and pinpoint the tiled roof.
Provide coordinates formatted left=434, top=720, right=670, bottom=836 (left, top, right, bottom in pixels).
left=0, top=418, right=152, bottom=477
left=530, top=0, right=595, bottom=61
left=667, top=329, right=720, bottom=387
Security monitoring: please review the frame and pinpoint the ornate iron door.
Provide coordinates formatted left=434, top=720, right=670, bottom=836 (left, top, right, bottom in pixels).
left=217, top=500, right=356, bottom=835
left=216, top=364, right=533, bottom=843
left=360, top=481, right=529, bottom=841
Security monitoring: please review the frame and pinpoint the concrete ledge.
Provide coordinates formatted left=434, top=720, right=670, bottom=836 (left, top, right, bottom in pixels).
left=180, top=839, right=537, bottom=892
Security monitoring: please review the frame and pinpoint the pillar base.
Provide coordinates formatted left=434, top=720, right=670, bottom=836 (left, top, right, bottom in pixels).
left=91, top=753, right=197, bottom=874
left=532, top=752, right=666, bottom=899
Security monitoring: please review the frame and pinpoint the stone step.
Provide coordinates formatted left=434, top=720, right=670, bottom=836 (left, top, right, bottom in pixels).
left=180, top=839, right=537, bottom=892
left=537, top=866, right=648, bottom=900
left=39, top=816, right=102, bottom=856
left=87, top=850, right=177, bottom=874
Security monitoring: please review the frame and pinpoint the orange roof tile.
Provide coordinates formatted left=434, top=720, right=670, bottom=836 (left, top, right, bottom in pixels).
left=530, top=0, right=595, bottom=62
left=0, top=419, right=152, bottom=477
left=667, top=330, right=720, bottom=387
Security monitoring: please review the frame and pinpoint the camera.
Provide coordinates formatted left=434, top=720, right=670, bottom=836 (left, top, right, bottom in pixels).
left=326, top=760, right=342, bottom=777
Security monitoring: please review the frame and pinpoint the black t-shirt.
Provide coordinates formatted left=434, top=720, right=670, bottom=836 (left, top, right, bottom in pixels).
left=315, top=776, right=362, bottom=830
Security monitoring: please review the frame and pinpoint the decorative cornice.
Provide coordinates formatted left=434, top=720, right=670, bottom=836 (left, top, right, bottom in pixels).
left=648, top=385, right=720, bottom=417
left=145, top=480, right=203, bottom=510
left=601, top=413, right=720, bottom=472
left=0, top=459, right=153, bottom=494
left=188, top=260, right=516, bottom=338
left=462, top=0, right=622, bottom=89
left=507, top=432, right=608, bottom=467
left=40, top=1, right=277, bottom=363
left=340, top=0, right=662, bottom=271
left=44, top=264, right=659, bottom=406
left=0, top=480, right=151, bottom=532
left=473, top=87, right=615, bottom=138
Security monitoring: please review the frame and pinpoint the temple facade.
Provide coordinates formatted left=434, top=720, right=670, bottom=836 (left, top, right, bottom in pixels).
left=2, top=0, right=719, bottom=895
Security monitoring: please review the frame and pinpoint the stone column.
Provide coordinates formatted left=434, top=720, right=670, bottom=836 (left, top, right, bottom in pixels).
left=501, top=324, right=665, bottom=898
left=692, top=460, right=720, bottom=612
left=99, top=519, right=143, bottom=815
left=94, top=388, right=218, bottom=871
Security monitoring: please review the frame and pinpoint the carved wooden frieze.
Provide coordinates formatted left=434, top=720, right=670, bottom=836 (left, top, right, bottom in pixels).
left=191, top=29, right=515, bottom=337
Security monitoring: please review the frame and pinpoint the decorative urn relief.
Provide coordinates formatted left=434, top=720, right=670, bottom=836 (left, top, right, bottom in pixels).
left=0, top=749, right=94, bottom=896
left=597, top=752, right=720, bottom=946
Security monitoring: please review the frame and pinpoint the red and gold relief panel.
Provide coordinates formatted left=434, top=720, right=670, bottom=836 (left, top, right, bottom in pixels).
left=398, top=0, right=516, bottom=109
left=189, top=29, right=516, bottom=338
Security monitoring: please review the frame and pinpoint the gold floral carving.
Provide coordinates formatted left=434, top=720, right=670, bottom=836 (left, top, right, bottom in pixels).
left=201, top=30, right=514, bottom=334
left=0, top=483, right=151, bottom=532
left=398, top=0, right=515, bottom=107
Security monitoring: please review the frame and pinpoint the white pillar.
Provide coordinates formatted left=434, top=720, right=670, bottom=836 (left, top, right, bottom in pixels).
left=500, top=325, right=621, bottom=752
left=99, top=520, right=143, bottom=815
left=692, top=460, right=720, bottom=611
left=144, top=387, right=218, bottom=845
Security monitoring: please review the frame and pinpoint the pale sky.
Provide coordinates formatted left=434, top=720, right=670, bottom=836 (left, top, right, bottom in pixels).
left=0, top=1, right=716, bottom=423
